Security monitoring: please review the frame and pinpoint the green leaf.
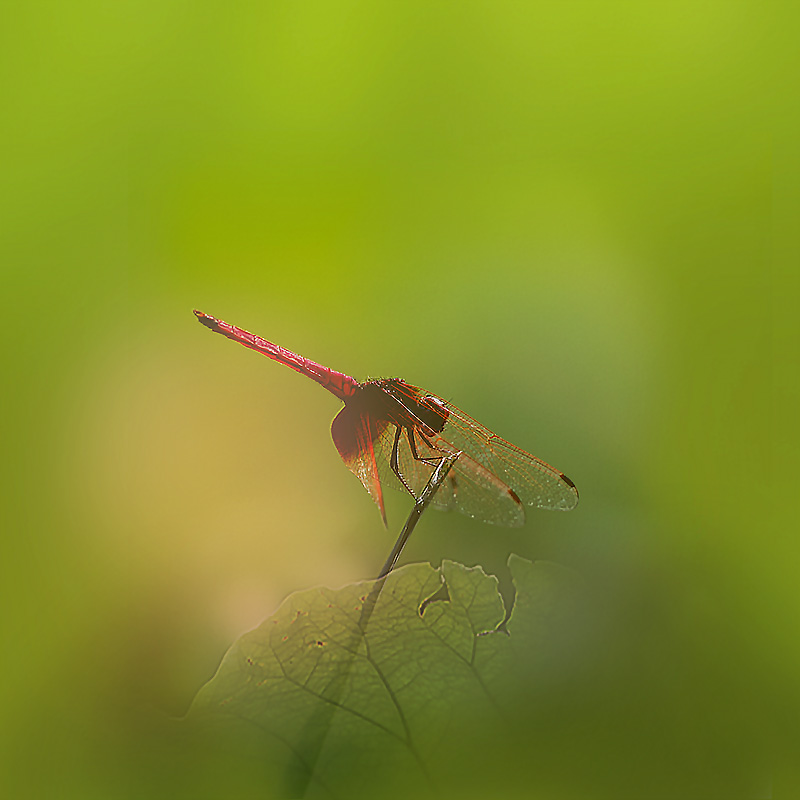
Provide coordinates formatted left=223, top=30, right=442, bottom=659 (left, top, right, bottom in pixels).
left=187, top=556, right=579, bottom=798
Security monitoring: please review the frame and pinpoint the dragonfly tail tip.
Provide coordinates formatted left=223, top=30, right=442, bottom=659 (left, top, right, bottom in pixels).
left=194, top=311, right=218, bottom=331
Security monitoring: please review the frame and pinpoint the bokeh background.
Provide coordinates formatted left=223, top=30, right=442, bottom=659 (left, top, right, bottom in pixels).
left=1, top=2, right=786, bottom=797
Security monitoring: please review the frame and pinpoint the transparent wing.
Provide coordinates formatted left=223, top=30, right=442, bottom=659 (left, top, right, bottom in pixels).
left=371, top=422, right=527, bottom=527
left=435, top=397, right=579, bottom=511
left=378, top=382, right=578, bottom=524
left=331, top=381, right=578, bottom=527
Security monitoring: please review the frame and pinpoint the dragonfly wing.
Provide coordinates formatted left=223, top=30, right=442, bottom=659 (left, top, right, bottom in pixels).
left=371, top=422, right=526, bottom=527
left=426, top=434, right=527, bottom=526
left=330, top=405, right=389, bottom=526
left=371, top=424, right=454, bottom=513
left=487, top=438, right=579, bottom=511
left=435, top=399, right=579, bottom=511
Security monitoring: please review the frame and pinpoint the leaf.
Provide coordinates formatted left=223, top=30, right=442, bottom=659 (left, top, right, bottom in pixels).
left=186, top=556, right=580, bottom=798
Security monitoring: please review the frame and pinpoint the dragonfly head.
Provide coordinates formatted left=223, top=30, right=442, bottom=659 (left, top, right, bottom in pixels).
left=418, top=394, right=449, bottom=434
left=371, top=379, right=450, bottom=435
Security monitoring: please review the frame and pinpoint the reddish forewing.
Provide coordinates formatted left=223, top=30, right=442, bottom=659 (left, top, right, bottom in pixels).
left=330, top=404, right=389, bottom=525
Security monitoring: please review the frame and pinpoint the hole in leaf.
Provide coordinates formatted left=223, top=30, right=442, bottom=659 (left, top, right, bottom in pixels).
left=419, top=582, right=450, bottom=616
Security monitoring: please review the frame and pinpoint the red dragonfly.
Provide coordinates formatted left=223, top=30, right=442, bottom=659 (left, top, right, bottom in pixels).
left=195, top=311, right=578, bottom=527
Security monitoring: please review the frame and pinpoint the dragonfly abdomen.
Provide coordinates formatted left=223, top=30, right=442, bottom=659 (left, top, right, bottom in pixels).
left=194, top=310, right=359, bottom=400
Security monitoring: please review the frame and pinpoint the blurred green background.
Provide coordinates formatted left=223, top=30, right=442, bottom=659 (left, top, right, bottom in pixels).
left=1, top=1, right=785, bottom=797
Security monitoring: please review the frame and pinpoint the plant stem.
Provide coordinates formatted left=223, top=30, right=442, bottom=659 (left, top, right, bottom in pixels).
left=377, top=451, right=461, bottom=579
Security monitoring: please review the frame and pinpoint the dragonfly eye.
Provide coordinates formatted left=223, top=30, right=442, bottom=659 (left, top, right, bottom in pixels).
left=423, top=395, right=446, bottom=412
left=418, top=395, right=449, bottom=432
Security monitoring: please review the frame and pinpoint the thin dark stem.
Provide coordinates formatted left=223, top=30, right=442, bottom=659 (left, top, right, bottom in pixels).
left=284, top=451, right=459, bottom=796
left=343, top=450, right=457, bottom=797
left=377, top=450, right=460, bottom=580
left=358, top=448, right=460, bottom=639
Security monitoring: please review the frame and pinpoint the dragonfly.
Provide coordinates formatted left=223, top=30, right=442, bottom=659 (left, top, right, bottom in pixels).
left=194, top=310, right=578, bottom=527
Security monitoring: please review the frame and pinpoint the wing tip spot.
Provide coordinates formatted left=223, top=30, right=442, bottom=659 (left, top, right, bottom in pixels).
left=561, top=473, right=578, bottom=494
left=507, top=488, right=523, bottom=507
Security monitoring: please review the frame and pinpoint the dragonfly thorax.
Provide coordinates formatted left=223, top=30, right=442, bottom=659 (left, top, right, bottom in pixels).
left=350, top=379, right=449, bottom=435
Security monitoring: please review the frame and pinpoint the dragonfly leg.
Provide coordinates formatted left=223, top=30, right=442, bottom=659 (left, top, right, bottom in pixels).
left=408, top=428, right=459, bottom=501
left=390, top=424, right=417, bottom=498
left=408, top=428, right=446, bottom=465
